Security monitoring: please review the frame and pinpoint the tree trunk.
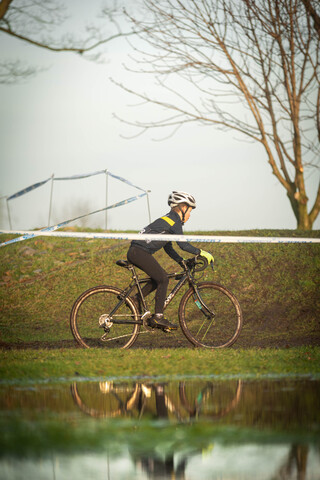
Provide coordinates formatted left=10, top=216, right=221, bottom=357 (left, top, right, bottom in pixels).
left=297, top=207, right=312, bottom=230
left=287, top=191, right=312, bottom=230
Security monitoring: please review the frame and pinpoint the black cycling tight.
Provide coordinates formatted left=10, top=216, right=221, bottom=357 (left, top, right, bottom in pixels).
left=127, top=245, right=169, bottom=314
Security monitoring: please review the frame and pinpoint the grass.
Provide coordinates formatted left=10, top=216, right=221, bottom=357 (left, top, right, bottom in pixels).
left=1, top=347, right=319, bottom=382
left=1, top=229, right=320, bottom=382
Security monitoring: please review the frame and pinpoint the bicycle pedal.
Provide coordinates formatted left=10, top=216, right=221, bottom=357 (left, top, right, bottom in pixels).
left=143, top=318, right=155, bottom=331
left=162, top=327, right=174, bottom=333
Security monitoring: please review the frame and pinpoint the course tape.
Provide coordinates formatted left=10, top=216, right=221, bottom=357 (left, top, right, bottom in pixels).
left=54, top=169, right=106, bottom=181
left=107, top=171, right=147, bottom=193
left=0, top=193, right=147, bottom=248
left=7, top=177, right=51, bottom=201
left=1, top=230, right=319, bottom=247
left=54, top=170, right=146, bottom=192
left=5, top=169, right=148, bottom=203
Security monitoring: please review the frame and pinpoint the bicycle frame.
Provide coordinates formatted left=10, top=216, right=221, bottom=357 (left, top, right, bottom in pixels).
left=109, top=265, right=198, bottom=325
left=108, top=265, right=215, bottom=325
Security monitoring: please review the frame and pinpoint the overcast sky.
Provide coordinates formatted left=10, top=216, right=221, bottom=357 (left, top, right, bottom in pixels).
left=1, top=0, right=319, bottom=232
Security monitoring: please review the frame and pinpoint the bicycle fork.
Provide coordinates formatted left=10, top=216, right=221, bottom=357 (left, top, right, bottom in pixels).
left=192, top=285, right=216, bottom=317
left=192, top=285, right=216, bottom=341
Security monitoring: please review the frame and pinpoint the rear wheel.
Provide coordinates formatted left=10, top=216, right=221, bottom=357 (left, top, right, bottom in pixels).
left=71, top=381, right=140, bottom=418
left=70, top=285, right=140, bottom=349
left=178, top=282, right=242, bottom=348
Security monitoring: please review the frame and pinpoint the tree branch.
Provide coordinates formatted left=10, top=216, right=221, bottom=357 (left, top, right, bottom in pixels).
left=0, top=24, right=133, bottom=54
left=0, top=0, right=13, bottom=20
left=114, top=0, right=319, bottom=228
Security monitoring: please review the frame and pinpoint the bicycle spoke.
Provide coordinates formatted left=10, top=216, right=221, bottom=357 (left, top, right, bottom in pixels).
left=200, top=317, right=215, bottom=341
left=193, top=293, right=216, bottom=340
left=195, top=317, right=209, bottom=338
left=179, top=282, right=243, bottom=348
left=101, top=330, right=153, bottom=343
left=70, top=286, right=140, bottom=349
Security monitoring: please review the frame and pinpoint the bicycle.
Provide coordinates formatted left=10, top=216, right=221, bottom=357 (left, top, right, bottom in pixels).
left=70, top=256, right=243, bottom=350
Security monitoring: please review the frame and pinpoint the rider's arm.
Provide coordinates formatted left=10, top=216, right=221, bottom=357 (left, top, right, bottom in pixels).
left=176, top=239, right=200, bottom=256
left=164, top=242, right=184, bottom=263
left=177, top=240, right=214, bottom=264
left=171, top=219, right=201, bottom=256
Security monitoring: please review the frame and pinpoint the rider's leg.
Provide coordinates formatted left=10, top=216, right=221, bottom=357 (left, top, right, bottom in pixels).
left=138, top=278, right=157, bottom=302
left=127, top=246, right=168, bottom=312
left=127, top=246, right=177, bottom=329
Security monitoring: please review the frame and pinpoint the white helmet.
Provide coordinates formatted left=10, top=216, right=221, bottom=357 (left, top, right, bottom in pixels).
left=168, top=191, right=196, bottom=209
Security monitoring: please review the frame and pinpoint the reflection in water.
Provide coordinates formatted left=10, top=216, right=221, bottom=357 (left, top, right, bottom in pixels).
left=70, top=379, right=243, bottom=421
left=276, top=445, right=309, bottom=480
left=0, top=378, right=319, bottom=479
left=70, top=380, right=243, bottom=479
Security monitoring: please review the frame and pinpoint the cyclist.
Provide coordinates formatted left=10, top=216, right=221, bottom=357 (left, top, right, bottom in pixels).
left=127, top=191, right=214, bottom=330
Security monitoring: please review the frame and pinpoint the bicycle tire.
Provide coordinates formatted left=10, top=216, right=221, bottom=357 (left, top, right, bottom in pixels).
left=71, top=382, right=140, bottom=418
left=178, top=282, right=243, bottom=349
left=179, top=379, right=242, bottom=419
left=70, top=285, right=140, bottom=349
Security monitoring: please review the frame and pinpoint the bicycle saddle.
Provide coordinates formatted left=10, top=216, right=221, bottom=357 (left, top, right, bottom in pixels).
left=116, top=260, right=131, bottom=268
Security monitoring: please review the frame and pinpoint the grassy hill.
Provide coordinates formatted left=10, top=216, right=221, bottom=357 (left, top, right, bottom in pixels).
left=0, top=229, right=319, bottom=350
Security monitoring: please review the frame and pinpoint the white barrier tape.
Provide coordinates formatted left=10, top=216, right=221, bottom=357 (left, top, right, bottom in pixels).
left=1, top=230, right=320, bottom=246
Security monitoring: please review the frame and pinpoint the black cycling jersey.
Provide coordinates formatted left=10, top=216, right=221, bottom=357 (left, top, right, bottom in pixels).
left=130, top=210, right=200, bottom=263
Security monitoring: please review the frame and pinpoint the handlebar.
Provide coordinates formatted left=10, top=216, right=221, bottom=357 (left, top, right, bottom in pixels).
left=183, top=255, right=211, bottom=272
left=171, top=255, right=213, bottom=280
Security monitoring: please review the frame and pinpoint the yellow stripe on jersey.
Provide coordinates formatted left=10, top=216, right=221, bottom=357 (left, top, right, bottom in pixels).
left=161, top=216, right=175, bottom=226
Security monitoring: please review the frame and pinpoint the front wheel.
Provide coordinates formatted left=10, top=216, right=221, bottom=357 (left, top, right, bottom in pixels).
left=70, top=285, right=140, bottom=349
left=178, top=282, right=243, bottom=349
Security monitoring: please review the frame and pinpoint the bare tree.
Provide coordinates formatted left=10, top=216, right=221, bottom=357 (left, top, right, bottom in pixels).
left=302, top=0, right=320, bottom=37
left=0, top=0, right=132, bottom=83
left=114, top=0, right=320, bottom=230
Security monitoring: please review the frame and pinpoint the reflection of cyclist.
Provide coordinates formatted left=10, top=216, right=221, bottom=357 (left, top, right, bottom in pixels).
left=127, top=191, right=214, bottom=331
left=127, top=383, right=190, bottom=480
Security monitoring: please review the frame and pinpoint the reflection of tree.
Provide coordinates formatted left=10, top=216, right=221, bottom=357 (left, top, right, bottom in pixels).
left=234, top=379, right=320, bottom=432
left=273, top=445, right=309, bottom=480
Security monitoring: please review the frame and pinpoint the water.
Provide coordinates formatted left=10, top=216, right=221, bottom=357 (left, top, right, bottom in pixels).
left=0, top=377, right=319, bottom=479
